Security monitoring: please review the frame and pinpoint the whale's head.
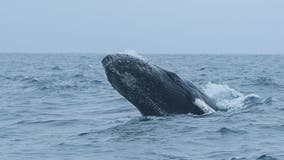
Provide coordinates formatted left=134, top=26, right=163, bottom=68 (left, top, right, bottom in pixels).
left=102, top=54, right=206, bottom=116
left=102, top=54, right=152, bottom=90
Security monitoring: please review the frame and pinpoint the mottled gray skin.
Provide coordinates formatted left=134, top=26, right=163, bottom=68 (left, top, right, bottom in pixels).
left=102, top=54, right=219, bottom=116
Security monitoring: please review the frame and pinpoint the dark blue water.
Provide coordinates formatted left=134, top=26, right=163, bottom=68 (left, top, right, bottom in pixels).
left=0, top=54, right=283, bottom=160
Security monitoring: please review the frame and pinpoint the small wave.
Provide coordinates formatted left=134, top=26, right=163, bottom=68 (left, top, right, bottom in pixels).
left=13, top=119, right=79, bottom=126
left=18, top=75, right=88, bottom=91
left=202, top=82, right=270, bottom=110
left=253, top=77, right=279, bottom=87
left=72, top=74, right=85, bottom=78
left=231, top=157, right=247, bottom=160
left=51, top=66, right=62, bottom=70
left=0, top=75, right=27, bottom=81
left=278, top=107, right=284, bottom=111
left=231, top=155, right=278, bottom=160
left=21, top=76, right=41, bottom=84
left=0, top=75, right=47, bottom=84
left=242, top=77, right=281, bottom=87
left=91, top=80, right=103, bottom=84
left=78, top=132, right=91, bottom=136
left=35, top=79, right=102, bottom=91
left=257, top=123, right=284, bottom=131
left=197, top=66, right=218, bottom=71
left=97, top=97, right=126, bottom=104
left=57, top=84, right=79, bottom=90
left=217, top=127, right=247, bottom=135
left=79, top=56, right=89, bottom=59
left=256, top=155, right=278, bottom=160
left=88, top=64, right=95, bottom=68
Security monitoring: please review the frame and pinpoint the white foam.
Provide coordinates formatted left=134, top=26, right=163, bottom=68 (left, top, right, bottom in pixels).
left=202, top=82, right=261, bottom=109
left=194, top=98, right=216, bottom=114
left=118, top=49, right=147, bottom=61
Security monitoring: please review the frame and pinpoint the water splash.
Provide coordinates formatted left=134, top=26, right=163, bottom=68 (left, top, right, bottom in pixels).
left=118, top=49, right=147, bottom=61
left=202, top=82, right=270, bottom=110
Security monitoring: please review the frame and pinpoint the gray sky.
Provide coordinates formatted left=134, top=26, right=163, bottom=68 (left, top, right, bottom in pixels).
left=0, top=0, right=283, bottom=54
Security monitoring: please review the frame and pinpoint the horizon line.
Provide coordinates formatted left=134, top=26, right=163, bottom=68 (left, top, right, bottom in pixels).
left=0, top=52, right=283, bottom=55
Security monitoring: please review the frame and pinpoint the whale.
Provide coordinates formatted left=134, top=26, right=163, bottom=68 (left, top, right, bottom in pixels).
left=102, top=54, right=219, bottom=116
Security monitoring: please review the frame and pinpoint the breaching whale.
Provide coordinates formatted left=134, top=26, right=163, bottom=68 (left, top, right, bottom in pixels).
left=102, top=54, right=219, bottom=116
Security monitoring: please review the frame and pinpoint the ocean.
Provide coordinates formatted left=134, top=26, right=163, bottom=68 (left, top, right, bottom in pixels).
left=0, top=54, right=283, bottom=160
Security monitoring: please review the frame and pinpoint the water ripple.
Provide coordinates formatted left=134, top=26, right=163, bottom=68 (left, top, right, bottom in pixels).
left=0, top=54, right=283, bottom=160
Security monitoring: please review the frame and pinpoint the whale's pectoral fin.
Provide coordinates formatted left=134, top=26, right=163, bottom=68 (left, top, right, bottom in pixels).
left=194, top=98, right=216, bottom=114
left=185, top=80, right=219, bottom=111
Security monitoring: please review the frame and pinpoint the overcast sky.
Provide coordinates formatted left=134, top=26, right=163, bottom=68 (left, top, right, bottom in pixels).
left=0, top=0, right=283, bottom=54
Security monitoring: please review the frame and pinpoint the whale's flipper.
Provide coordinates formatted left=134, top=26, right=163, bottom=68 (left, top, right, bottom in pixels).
left=194, top=98, right=215, bottom=114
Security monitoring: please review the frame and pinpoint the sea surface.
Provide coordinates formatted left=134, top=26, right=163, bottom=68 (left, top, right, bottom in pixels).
left=0, top=54, right=283, bottom=160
